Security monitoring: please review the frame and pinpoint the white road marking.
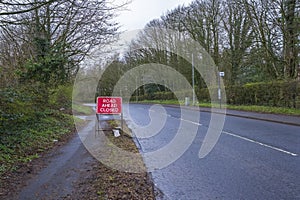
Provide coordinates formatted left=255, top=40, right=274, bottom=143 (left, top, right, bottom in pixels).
left=180, top=118, right=203, bottom=126
left=168, top=115, right=202, bottom=126
left=147, top=107, right=296, bottom=157
left=223, top=131, right=298, bottom=157
left=149, top=109, right=202, bottom=126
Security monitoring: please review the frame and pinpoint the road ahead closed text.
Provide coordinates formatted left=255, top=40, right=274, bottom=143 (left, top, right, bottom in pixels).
left=96, top=97, right=122, bottom=114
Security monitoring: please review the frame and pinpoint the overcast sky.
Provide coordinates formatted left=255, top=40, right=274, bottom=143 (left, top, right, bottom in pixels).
left=114, top=0, right=193, bottom=31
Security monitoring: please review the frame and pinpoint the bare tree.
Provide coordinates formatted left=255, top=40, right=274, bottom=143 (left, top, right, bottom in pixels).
left=0, top=0, right=57, bottom=16
left=221, top=0, right=254, bottom=84
left=0, top=0, right=122, bottom=87
left=244, top=0, right=299, bottom=80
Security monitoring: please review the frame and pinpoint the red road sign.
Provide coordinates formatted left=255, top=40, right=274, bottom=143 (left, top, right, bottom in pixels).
left=96, top=97, right=122, bottom=114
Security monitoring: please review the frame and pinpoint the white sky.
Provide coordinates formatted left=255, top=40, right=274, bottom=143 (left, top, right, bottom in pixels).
left=114, top=0, right=194, bottom=31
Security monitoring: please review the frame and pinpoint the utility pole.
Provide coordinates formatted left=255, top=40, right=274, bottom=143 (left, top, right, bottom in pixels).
left=192, top=53, right=195, bottom=106
left=135, top=76, right=138, bottom=102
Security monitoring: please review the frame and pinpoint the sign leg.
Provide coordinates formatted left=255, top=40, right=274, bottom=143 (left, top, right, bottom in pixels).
left=121, top=113, right=123, bottom=133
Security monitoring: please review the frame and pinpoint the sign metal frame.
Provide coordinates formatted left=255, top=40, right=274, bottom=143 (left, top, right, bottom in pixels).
left=95, top=97, right=123, bottom=134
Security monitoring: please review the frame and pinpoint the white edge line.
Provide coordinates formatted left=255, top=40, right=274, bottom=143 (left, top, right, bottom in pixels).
left=223, top=131, right=298, bottom=157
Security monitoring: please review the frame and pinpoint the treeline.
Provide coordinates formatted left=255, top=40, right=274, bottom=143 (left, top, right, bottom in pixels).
left=0, top=0, right=120, bottom=174
left=139, top=0, right=299, bottom=84
left=0, top=0, right=120, bottom=111
left=93, top=0, right=299, bottom=108
left=134, top=81, right=300, bottom=109
left=0, top=0, right=118, bottom=88
left=0, top=0, right=119, bottom=126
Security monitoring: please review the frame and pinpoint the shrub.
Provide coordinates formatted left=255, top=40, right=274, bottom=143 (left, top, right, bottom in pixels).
left=133, top=81, right=300, bottom=109
left=227, top=81, right=299, bottom=108
left=49, top=84, right=73, bottom=110
left=0, top=88, right=35, bottom=131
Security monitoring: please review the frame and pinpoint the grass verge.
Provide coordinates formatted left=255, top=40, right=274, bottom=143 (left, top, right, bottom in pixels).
left=136, top=100, right=300, bottom=116
left=72, top=103, right=94, bottom=115
left=70, top=119, right=155, bottom=200
left=0, top=110, right=75, bottom=176
left=226, top=105, right=300, bottom=116
left=95, top=126, right=154, bottom=199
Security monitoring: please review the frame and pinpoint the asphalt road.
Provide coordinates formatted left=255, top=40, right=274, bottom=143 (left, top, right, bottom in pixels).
left=124, top=104, right=300, bottom=200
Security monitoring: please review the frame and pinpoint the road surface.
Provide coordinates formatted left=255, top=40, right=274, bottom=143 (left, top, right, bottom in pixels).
left=124, top=104, right=300, bottom=200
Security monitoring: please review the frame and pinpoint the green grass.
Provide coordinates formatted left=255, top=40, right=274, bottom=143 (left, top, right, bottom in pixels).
left=138, top=99, right=182, bottom=105
left=0, top=110, right=75, bottom=176
left=227, top=105, right=300, bottom=116
left=72, top=103, right=94, bottom=115
left=135, top=100, right=300, bottom=116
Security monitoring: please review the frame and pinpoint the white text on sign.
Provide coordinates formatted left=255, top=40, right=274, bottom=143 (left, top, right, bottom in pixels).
left=96, top=97, right=122, bottom=114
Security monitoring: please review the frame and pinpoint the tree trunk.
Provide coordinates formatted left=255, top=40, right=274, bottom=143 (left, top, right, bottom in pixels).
left=284, top=0, right=298, bottom=79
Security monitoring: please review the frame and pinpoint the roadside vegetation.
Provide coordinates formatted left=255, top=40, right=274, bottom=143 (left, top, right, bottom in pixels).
left=68, top=119, right=155, bottom=200
left=72, top=103, right=94, bottom=115
left=0, top=85, right=75, bottom=176
left=136, top=100, right=300, bottom=116
left=0, top=0, right=118, bottom=178
left=94, top=120, right=155, bottom=199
